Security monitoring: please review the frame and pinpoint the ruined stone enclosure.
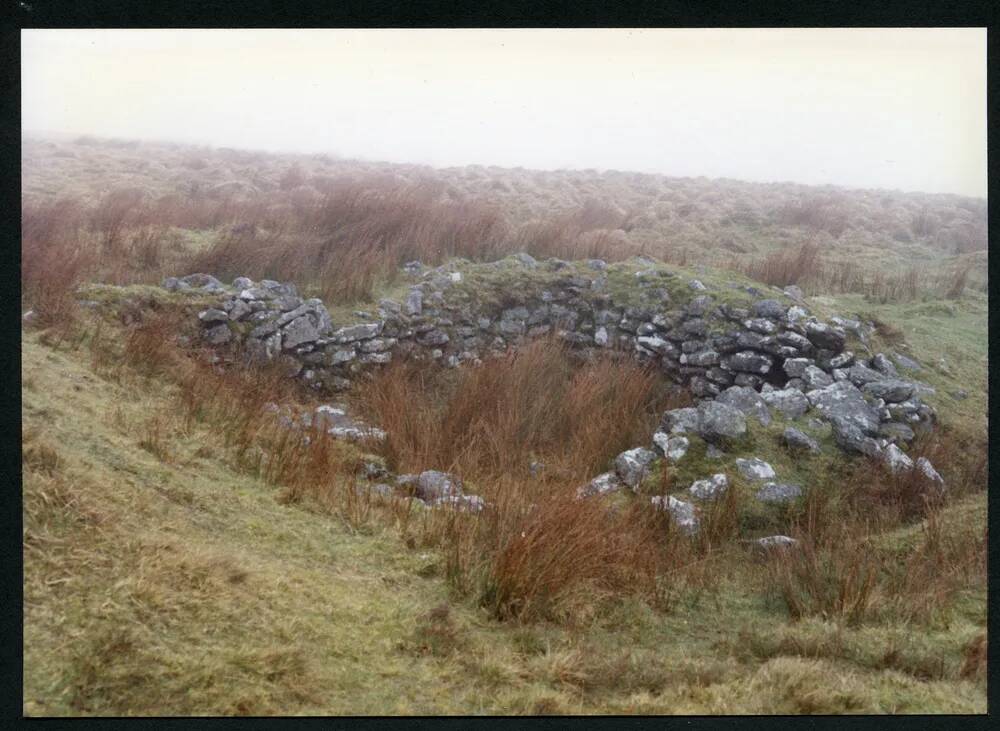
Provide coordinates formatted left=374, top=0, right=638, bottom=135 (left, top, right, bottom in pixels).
left=168, top=253, right=944, bottom=529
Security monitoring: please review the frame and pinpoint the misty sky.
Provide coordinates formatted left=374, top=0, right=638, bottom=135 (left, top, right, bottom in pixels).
left=21, top=28, right=987, bottom=197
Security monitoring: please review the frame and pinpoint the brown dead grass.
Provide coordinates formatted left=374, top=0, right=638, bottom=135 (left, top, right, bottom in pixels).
left=357, top=337, right=680, bottom=483
left=736, top=242, right=822, bottom=288
left=959, top=633, right=986, bottom=680
left=766, top=523, right=880, bottom=626
left=353, top=337, right=697, bottom=620
left=768, top=425, right=986, bottom=626
left=188, top=179, right=510, bottom=303
left=21, top=199, right=96, bottom=327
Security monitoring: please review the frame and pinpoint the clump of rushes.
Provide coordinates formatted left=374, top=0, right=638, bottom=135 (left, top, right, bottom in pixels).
left=356, top=336, right=680, bottom=482
left=355, top=337, right=701, bottom=620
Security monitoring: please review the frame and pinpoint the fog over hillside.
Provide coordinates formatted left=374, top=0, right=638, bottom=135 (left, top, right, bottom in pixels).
left=21, top=28, right=987, bottom=197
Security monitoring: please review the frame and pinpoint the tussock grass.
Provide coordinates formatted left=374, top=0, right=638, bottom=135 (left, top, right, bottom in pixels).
left=21, top=198, right=96, bottom=328
left=358, top=337, right=678, bottom=480
left=765, top=430, right=986, bottom=627
left=766, top=524, right=879, bottom=625
left=734, top=243, right=980, bottom=304
left=355, top=338, right=695, bottom=620
left=188, top=179, right=510, bottom=303
left=735, top=242, right=822, bottom=287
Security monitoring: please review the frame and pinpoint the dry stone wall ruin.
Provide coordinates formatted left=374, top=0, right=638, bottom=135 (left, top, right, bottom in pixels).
left=164, top=253, right=944, bottom=532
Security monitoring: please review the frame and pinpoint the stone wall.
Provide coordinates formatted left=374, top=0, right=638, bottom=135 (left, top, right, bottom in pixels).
left=166, top=253, right=937, bottom=459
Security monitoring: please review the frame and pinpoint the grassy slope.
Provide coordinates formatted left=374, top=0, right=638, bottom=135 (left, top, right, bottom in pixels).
left=22, top=302, right=986, bottom=714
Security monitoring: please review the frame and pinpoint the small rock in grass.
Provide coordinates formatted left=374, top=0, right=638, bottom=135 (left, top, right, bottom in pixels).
left=755, top=535, right=798, bottom=550
left=361, top=461, right=389, bottom=480
left=755, top=482, right=803, bottom=504
left=892, top=352, right=922, bottom=372
left=198, top=308, right=229, bottom=324
left=783, top=286, right=805, bottom=303
left=735, top=457, right=776, bottom=482
left=688, top=473, right=729, bottom=500
left=915, top=457, right=945, bottom=487
left=870, top=353, right=899, bottom=377
left=783, top=427, right=820, bottom=453
left=577, top=471, right=623, bottom=499
left=830, top=416, right=883, bottom=458
left=202, top=323, right=232, bottom=344
left=433, top=494, right=486, bottom=513
left=652, top=432, right=689, bottom=462
left=415, top=470, right=463, bottom=501
left=651, top=495, right=699, bottom=535
left=614, top=447, right=658, bottom=489
left=883, top=443, right=914, bottom=473
left=355, top=483, right=394, bottom=499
